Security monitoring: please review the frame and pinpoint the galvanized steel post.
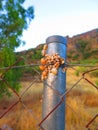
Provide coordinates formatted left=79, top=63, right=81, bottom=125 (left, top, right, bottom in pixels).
left=42, top=35, right=67, bottom=130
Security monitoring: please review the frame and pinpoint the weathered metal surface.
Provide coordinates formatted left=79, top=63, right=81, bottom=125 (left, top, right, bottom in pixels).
left=42, top=35, right=67, bottom=130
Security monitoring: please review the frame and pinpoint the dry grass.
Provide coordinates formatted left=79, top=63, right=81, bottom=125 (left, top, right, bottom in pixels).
left=0, top=69, right=98, bottom=130
left=66, top=90, right=98, bottom=130
left=66, top=68, right=98, bottom=130
left=0, top=91, right=42, bottom=130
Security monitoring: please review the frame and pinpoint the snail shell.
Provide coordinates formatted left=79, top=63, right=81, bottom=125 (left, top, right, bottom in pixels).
left=41, top=58, right=46, bottom=65
left=41, top=50, right=46, bottom=56
left=39, top=65, right=45, bottom=71
left=51, top=68, right=58, bottom=75
left=54, top=62, right=60, bottom=69
left=43, top=44, right=48, bottom=50
left=42, top=68, right=48, bottom=76
left=61, top=59, right=65, bottom=64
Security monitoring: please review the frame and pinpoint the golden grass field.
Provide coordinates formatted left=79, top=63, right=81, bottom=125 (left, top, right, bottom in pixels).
left=0, top=68, right=98, bottom=130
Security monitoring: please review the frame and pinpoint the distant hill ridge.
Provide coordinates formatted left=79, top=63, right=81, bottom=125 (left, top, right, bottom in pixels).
left=67, top=28, right=98, bottom=51
left=17, top=28, right=98, bottom=62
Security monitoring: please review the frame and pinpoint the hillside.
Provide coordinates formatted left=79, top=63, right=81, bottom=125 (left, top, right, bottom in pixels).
left=16, top=28, right=98, bottom=63
left=67, top=28, right=98, bottom=50
left=67, top=28, right=98, bottom=61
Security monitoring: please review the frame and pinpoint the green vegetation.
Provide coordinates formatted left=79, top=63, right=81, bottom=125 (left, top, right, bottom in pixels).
left=75, top=67, right=86, bottom=76
left=24, top=66, right=41, bottom=76
left=0, top=0, right=34, bottom=97
left=67, top=39, right=98, bottom=61
left=74, top=39, right=98, bottom=61
left=71, top=58, right=98, bottom=65
left=32, top=49, right=43, bottom=59
left=75, top=39, right=92, bottom=60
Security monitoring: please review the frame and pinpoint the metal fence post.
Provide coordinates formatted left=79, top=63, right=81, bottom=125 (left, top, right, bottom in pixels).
left=42, top=35, right=67, bottom=130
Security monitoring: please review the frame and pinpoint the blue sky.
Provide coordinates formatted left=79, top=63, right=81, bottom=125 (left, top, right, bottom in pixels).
left=16, top=0, right=98, bottom=52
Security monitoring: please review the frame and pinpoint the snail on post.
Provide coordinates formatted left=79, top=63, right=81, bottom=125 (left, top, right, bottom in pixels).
left=40, top=45, right=66, bottom=80
left=41, top=44, right=48, bottom=56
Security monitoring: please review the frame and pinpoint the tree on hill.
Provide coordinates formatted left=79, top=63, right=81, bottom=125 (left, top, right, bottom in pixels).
left=75, top=39, right=98, bottom=60
left=75, top=39, right=92, bottom=60
left=0, top=0, right=34, bottom=98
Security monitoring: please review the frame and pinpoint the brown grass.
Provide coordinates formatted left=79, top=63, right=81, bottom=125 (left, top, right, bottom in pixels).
left=0, top=69, right=98, bottom=130
left=0, top=88, right=98, bottom=130
left=66, top=90, right=98, bottom=130
left=0, top=92, right=42, bottom=130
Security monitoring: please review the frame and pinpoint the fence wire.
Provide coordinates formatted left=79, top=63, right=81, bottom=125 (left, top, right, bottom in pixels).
left=0, top=57, right=98, bottom=130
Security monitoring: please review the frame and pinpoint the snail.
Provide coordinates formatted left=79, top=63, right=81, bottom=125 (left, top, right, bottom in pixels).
left=60, top=59, right=65, bottom=64
left=43, top=68, right=48, bottom=75
left=41, top=44, right=48, bottom=56
left=41, top=49, right=46, bottom=56
left=40, top=47, right=66, bottom=80
left=51, top=68, right=58, bottom=75
left=41, top=68, right=48, bottom=81
left=54, top=62, right=60, bottom=69
left=40, top=58, right=46, bottom=65
left=43, top=44, right=48, bottom=50
left=39, top=65, right=45, bottom=71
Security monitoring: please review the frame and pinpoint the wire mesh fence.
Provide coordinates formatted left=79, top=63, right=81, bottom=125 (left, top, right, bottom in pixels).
left=0, top=56, right=98, bottom=130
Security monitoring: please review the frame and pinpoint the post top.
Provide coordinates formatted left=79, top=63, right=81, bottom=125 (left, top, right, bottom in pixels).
left=46, top=35, right=67, bottom=45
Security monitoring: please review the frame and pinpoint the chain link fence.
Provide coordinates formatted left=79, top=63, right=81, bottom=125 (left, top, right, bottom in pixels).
left=0, top=35, right=98, bottom=130
left=0, top=56, right=98, bottom=130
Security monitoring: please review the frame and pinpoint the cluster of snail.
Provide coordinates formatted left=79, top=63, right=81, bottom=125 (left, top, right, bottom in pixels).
left=39, top=44, right=66, bottom=81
